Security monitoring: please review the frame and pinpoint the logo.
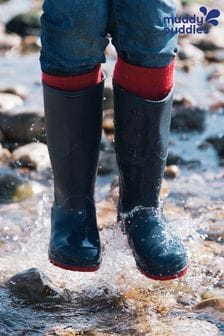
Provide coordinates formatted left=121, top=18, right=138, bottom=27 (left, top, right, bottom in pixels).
left=164, top=6, right=221, bottom=35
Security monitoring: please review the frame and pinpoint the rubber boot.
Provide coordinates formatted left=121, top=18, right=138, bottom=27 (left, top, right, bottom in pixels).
left=113, top=81, right=189, bottom=280
left=43, top=80, right=104, bottom=272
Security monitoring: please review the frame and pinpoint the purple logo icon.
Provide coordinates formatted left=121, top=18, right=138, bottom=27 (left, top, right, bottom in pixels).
left=199, top=6, right=221, bottom=26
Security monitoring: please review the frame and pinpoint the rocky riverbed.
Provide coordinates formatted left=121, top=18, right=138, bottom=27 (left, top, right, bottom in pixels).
left=0, top=0, right=224, bottom=335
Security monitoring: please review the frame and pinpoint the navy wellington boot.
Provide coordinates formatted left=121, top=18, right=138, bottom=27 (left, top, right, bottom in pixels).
left=43, top=81, right=104, bottom=272
left=113, top=81, right=189, bottom=280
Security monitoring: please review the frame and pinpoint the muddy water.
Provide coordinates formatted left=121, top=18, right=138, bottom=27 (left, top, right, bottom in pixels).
left=0, top=1, right=224, bottom=335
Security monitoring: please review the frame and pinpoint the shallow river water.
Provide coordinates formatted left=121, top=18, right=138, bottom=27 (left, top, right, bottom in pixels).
left=0, top=1, right=224, bottom=335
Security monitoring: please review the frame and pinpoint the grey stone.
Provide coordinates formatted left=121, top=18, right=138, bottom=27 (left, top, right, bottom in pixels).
left=207, top=134, right=224, bottom=158
left=0, top=168, right=33, bottom=203
left=0, top=109, right=46, bottom=143
left=6, top=12, right=41, bottom=37
left=0, top=93, right=23, bottom=112
left=11, top=142, right=50, bottom=171
left=171, top=106, right=206, bottom=132
left=5, top=268, right=65, bottom=303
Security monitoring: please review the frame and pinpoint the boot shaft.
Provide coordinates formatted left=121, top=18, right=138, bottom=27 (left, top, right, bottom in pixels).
left=113, top=81, right=173, bottom=212
left=43, top=81, right=104, bottom=209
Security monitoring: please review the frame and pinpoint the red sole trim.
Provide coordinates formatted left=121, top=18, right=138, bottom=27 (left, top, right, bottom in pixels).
left=49, top=259, right=100, bottom=272
left=137, top=264, right=189, bottom=281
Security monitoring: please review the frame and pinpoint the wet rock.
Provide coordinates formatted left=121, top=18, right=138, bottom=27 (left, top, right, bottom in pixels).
left=11, top=142, right=50, bottom=171
left=191, top=26, right=224, bottom=51
left=0, top=85, right=28, bottom=100
left=0, top=130, right=5, bottom=143
left=0, top=143, right=11, bottom=163
left=20, top=35, right=41, bottom=54
left=165, top=165, right=180, bottom=179
left=173, top=93, right=195, bottom=108
left=103, top=109, right=114, bottom=133
left=0, top=168, right=33, bottom=203
left=207, top=64, right=224, bottom=81
left=207, top=134, right=224, bottom=158
left=210, top=100, right=224, bottom=111
left=5, top=268, right=65, bottom=303
left=0, top=109, right=45, bottom=143
left=98, top=131, right=116, bottom=175
left=100, top=131, right=113, bottom=151
left=98, top=150, right=117, bottom=175
left=171, top=105, right=206, bottom=132
left=6, top=13, right=41, bottom=37
left=178, top=41, right=204, bottom=63
left=206, top=49, right=224, bottom=63
left=0, top=32, right=21, bottom=50
left=97, top=198, right=116, bottom=230
left=210, top=76, right=224, bottom=94
left=206, top=222, right=224, bottom=243
left=0, top=93, right=23, bottom=112
left=103, top=85, right=113, bottom=110
left=195, top=297, right=224, bottom=312
left=167, top=152, right=200, bottom=167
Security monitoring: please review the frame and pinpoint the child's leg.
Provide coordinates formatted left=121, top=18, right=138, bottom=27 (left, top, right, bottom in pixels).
left=40, top=0, right=109, bottom=271
left=40, top=0, right=109, bottom=77
left=112, top=0, right=177, bottom=100
left=111, top=0, right=189, bottom=280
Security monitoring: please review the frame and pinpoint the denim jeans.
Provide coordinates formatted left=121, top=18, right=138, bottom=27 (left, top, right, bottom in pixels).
left=40, top=0, right=178, bottom=76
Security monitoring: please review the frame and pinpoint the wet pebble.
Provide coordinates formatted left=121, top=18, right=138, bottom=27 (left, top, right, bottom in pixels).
left=6, top=12, right=41, bottom=37
left=167, top=152, right=200, bottom=167
left=207, top=134, right=224, bottom=158
left=206, top=223, right=224, bottom=243
left=195, top=297, right=224, bottom=312
left=165, top=165, right=180, bottom=179
left=0, top=32, right=21, bottom=50
left=0, top=168, right=33, bottom=203
left=173, top=93, right=195, bottom=107
left=97, top=198, right=116, bottom=229
left=0, top=108, right=45, bottom=143
left=178, top=40, right=204, bottom=63
left=206, top=49, right=224, bottom=63
left=0, top=85, right=28, bottom=100
left=0, top=143, right=11, bottom=163
left=100, top=131, right=113, bottom=151
left=0, top=93, right=23, bottom=112
left=11, top=142, right=50, bottom=171
left=191, top=26, right=224, bottom=51
left=207, top=64, right=224, bottom=81
left=171, top=105, right=206, bottom=132
left=103, top=109, right=114, bottom=133
left=20, top=35, right=41, bottom=53
left=5, top=268, right=65, bottom=303
left=98, top=150, right=117, bottom=175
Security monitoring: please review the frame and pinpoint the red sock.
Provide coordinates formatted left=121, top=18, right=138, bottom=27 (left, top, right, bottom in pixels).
left=113, top=57, right=175, bottom=101
left=42, top=65, right=102, bottom=91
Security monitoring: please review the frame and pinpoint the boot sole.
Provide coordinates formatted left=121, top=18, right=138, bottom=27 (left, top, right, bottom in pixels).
left=137, top=263, right=189, bottom=281
left=49, top=259, right=101, bottom=272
